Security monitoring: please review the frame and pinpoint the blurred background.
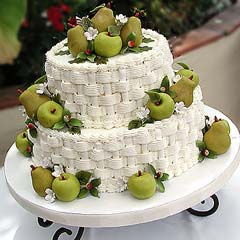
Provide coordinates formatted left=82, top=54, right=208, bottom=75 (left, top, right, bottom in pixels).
left=0, top=0, right=239, bottom=165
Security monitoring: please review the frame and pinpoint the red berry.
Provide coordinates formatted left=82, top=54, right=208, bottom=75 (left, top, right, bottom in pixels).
left=202, top=149, right=209, bottom=157
left=135, top=12, right=140, bottom=17
left=128, top=40, right=135, bottom=48
left=87, top=182, right=93, bottom=190
left=26, top=146, right=32, bottom=153
left=27, top=123, right=35, bottom=129
left=85, top=49, right=92, bottom=55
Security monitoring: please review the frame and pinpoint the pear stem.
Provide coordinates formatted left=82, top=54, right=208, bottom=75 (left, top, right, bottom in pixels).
left=30, top=165, right=36, bottom=171
left=51, top=109, right=56, bottom=114
left=214, top=116, right=219, bottom=122
left=17, top=89, right=23, bottom=94
left=138, top=170, right=142, bottom=177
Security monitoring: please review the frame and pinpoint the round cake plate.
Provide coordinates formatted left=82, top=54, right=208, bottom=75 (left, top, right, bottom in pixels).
left=4, top=106, right=240, bottom=228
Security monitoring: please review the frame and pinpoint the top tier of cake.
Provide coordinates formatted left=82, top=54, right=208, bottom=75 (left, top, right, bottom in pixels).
left=45, top=29, right=174, bottom=129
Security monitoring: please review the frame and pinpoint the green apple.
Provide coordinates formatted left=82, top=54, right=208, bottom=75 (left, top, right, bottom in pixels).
left=177, top=69, right=199, bottom=88
left=128, top=171, right=156, bottom=200
left=146, top=91, right=175, bottom=121
left=31, top=165, right=54, bottom=197
left=37, top=101, right=63, bottom=128
left=52, top=173, right=80, bottom=202
left=94, top=32, right=122, bottom=58
left=16, top=131, right=32, bottom=157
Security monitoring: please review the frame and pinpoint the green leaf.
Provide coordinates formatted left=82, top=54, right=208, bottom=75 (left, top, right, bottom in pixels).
left=52, top=93, right=62, bottom=105
left=81, top=17, right=93, bottom=31
left=161, top=76, right=170, bottom=91
left=127, top=32, right=136, bottom=42
left=0, top=0, right=27, bottom=64
left=91, top=178, right=101, bottom=188
left=196, top=140, right=206, bottom=151
left=69, top=126, right=81, bottom=134
left=139, top=46, right=152, bottom=52
left=34, top=75, right=47, bottom=84
left=69, top=118, right=82, bottom=127
left=142, top=37, right=154, bottom=43
left=87, top=54, right=96, bottom=63
left=64, top=43, right=68, bottom=47
left=89, top=3, right=106, bottom=15
left=94, top=56, right=108, bottom=65
left=145, top=91, right=161, bottom=103
left=108, top=25, right=121, bottom=36
left=25, top=118, right=32, bottom=125
left=142, top=117, right=155, bottom=126
left=29, top=128, right=37, bottom=138
left=198, top=153, right=205, bottom=162
left=69, top=58, right=85, bottom=64
left=63, top=108, right=71, bottom=116
left=177, top=62, right=190, bottom=70
left=120, top=46, right=128, bottom=54
left=156, top=178, right=165, bottom=193
left=77, top=52, right=87, bottom=60
left=207, top=151, right=218, bottom=159
left=78, top=187, right=89, bottom=199
left=148, top=163, right=157, bottom=176
left=90, top=187, right=100, bottom=198
left=128, top=119, right=142, bottom=130
left=159, top=173, right=169, bottom=181
left=76, top=171, right=92, bottom=185
left=129, top=47, right=141, bottom=53
left=150, top=88, right=161, bottom=93
left=53, top=121, right=66, bottom=130
left=55, top=49, right=70, bottom=56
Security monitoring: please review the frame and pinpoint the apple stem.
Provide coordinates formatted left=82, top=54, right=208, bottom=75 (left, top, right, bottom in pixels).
left=189, top=75, right=194, bottom=80
left=138, top=170, right=142, bottom=177
left=154, top=101, right=161, bottom=106
left=30, top=165, right=36, bottom=171
left=60, top=175, right=65, bottom=180
left=51, top=109, right=56, bottom=114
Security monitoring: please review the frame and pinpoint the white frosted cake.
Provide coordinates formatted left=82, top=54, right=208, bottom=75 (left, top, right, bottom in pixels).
left=28, top=29, right=205, bottom=193
left=17, top=6, right=230, bottom=202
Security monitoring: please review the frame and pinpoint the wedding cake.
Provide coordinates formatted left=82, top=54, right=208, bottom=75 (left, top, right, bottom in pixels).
left=16, top=5, right=231, bottom=202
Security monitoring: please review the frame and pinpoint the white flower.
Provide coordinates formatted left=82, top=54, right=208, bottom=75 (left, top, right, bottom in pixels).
left=52, top=165, right=64, bottom=178
left=136, top=107, right=150, bottom=120
left=41, top=11, right=47, bottom=18
left=172, top=74, right=181, bottom=83
left=36, top=82, right=51, bottom=97
left=116, top=14, right=128, bottom=24
left=175, top=102, right=187, bottom=114
left=76, top=16, right=82, bottom=25
left=45, top=188, right=56, bottom=203
left=41, top=157, right=53, bottom=168
left=84, top=27, right=98, bottom=41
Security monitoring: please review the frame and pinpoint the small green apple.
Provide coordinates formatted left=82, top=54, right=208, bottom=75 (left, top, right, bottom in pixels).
left=146, top=92, right=175, bottom=121
left=128, top=171, right=156, bottom=200
left=177, top=69, right=199, bottom=88
left=16, top=131, right=32, bottom=157
left=94, top=32, right=122, bottom=58
left=52, top=173, right=80, bottom=202
left=37, top=101, right=63, bottom=128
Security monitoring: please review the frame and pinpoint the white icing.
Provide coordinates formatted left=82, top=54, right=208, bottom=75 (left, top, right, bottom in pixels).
left=45, top=29, right=174, bottom=129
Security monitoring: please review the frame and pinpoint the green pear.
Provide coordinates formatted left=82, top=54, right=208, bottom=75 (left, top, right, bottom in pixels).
left=37, top=101, right=63, bottom=128
left=177, top=69, right=199, bottom=88
left=52, top=173, right=80, bottom=202
left=67, top=25, right=88, bottom=57
left=19, top=84, right=51, bottom=118
left=220, top=119, right=230, bottom=133
left=31, top=166, right=54, bottom=197
left=203, top=121, right=231, bottom=154
left=16, top=131, right=32, bottom=157
left=128, top=171, right=156, bottom=200
left=146, top=92, right=175, bottom=121
left=120, top=16, right=142, bottom=47
left=91, top=7, right=115, bottom=33
left=94, top=32, right=122, bottom=57
left=169, top=76, right=195, bottom=107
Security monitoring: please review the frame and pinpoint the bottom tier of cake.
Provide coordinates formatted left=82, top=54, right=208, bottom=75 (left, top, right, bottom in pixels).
left=30, top=87, right=205, bottom=193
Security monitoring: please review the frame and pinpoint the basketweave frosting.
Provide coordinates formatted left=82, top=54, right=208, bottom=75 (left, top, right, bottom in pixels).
left=45, top=29, right=174, bottom=129
left=30, top=87, right=205, bottom=193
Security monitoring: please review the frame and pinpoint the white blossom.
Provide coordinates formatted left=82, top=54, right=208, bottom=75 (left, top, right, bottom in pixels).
left=36, top=82, right=51, bottom=97
left=172, top=74, right=181, bottom=83
left=41, top=11, right=47, bottom=18
left=174, top=102, right=187, bottom=114
left=41, top=157, right=53, bottom=168
left=136, top=107, right=150, bottom=120
left=76, top=16, right=82, bottom=25
left=52, top=165, right=64, bottom=178
left=45, top=188, right=56, bottom=203
left=84, top=27, right=98, bottom=41
left=116, top=14, right=128, bottom=24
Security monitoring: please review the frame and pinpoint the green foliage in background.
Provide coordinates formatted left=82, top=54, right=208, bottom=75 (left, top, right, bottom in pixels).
left=0, top=0, right=235, bottom=87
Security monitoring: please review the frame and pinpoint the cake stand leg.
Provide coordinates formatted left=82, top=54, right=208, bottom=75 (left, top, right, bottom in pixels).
left=37, top=217, right=85, bottom=240
left=187, top=194, right=219, bottom=217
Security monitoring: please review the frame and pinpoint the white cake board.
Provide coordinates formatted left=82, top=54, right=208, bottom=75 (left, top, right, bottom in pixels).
left=4, top=106, right=240, bottom=228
